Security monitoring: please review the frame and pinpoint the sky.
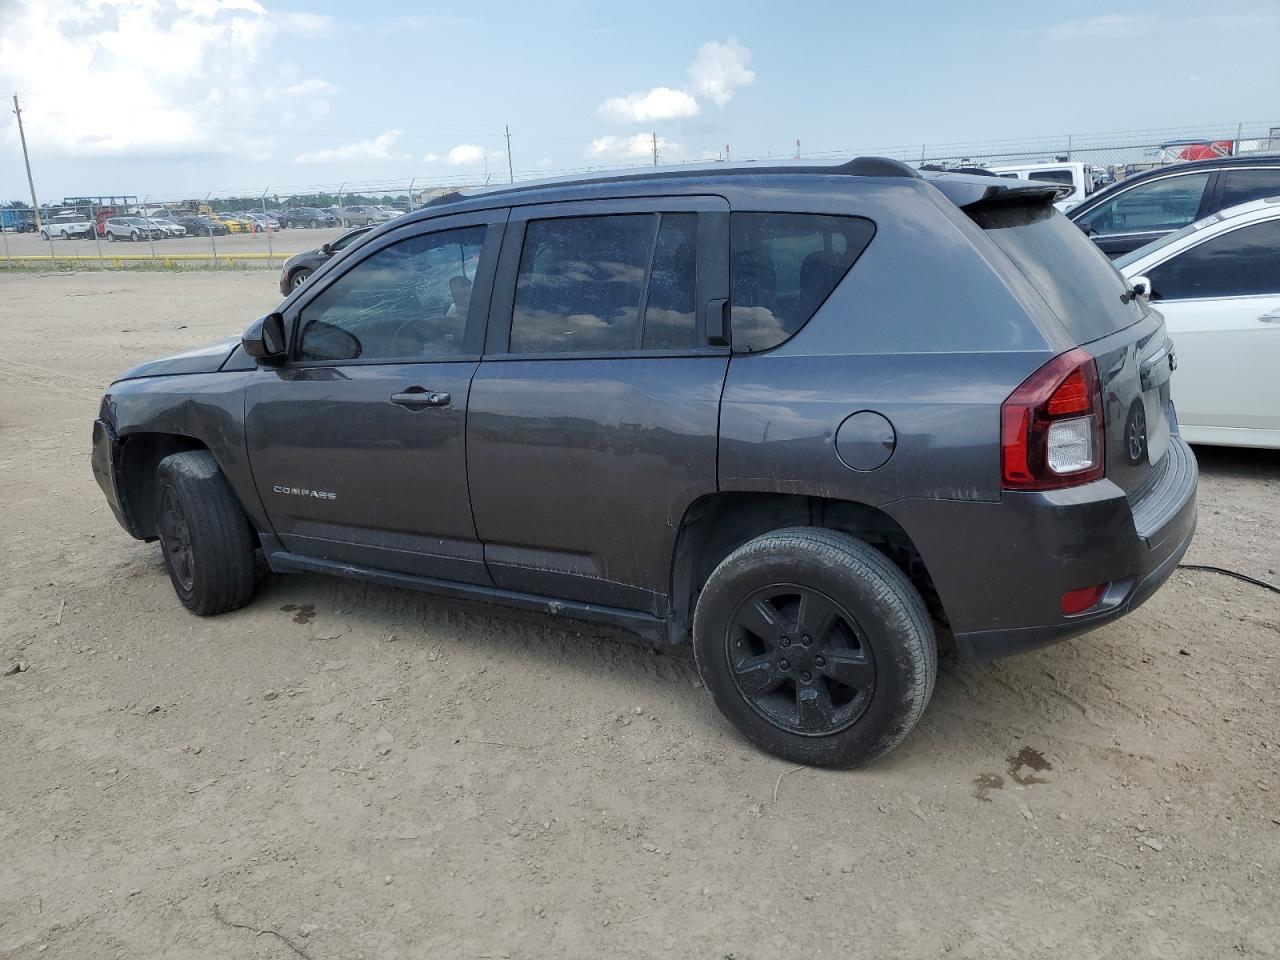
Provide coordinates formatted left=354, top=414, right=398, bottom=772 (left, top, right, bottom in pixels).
left=1, top=0, right=1278, bottom=203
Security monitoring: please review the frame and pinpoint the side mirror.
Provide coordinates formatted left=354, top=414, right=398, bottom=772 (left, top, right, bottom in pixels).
left=1130, top=275, right=1152, bottom=299
left=243, top=312, right=287, bottom=362
left=320, top=242, right=332, bottom=254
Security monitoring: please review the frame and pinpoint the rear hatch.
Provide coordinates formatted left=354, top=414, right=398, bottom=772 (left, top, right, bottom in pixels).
left=966, top=195, right=1174, bottom=500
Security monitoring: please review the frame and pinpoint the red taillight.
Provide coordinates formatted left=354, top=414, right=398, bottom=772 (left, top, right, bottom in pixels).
left=1001, top=348, right=1105, bottom=491
left=1060, top=583, right=1107, bottom=616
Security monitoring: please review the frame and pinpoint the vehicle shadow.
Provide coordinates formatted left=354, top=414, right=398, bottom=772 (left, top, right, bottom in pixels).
left=1190, top=442, right=1280, bottom=478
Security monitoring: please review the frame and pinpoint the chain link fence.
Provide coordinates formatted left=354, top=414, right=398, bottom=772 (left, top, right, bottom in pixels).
left=4, top=121, right=1278, bottom=271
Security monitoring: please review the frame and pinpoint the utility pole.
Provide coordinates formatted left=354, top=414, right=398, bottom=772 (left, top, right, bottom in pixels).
left=652, top=131, right=659, bottom=166
left=13, top=94, right=41, bottom=229
left=504, top=125, right=514, bottom=183
left=795, top=139, right=801, bottom=160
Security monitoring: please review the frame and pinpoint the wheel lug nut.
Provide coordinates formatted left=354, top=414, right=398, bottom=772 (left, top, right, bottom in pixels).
left=779, top=659, right=790, bottom=671
left=802, top=635, right=812, bottom=645
left=780, top=636, right=791, bottom=647
left=801, top=672, right=812, bottom=682
left=815, top=656, right=826, bottom=667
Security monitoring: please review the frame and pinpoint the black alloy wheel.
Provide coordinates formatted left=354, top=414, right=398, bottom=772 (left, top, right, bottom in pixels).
left=726, top=584, right=875, bottom=736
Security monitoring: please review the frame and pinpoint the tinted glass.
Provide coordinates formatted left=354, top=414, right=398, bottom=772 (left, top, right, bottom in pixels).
left=298, top=225, right=485, bottom=362
left=730, top=213, right=875, bottom=353
left=1219, top=169, right=1280, bottom=209
left=1075, top=172, right=1210, bottom=236
left=511, top=215, right=652, bottom=353
left=642, top=213, right=698, bottom=349
left=329, top=229, right=367, bottom=252
left=1146, top=219, right=1280, bottom=300
left=974, top=204, right=1143, bottom=342
left=1029, top=169, right=1074, bottom=185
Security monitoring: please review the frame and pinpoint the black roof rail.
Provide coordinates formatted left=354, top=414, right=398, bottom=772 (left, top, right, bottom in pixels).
left=421, top=156, right=920, bottom=208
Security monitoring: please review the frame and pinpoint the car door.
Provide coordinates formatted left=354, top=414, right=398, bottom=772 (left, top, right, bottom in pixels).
left=467, top=196, right=730, bottom=614
left=1073, top=170, right=1215, bottom=257
left=1143, top=216, right=1280, bottom=441
left=245, top=209, right=506, bottom=582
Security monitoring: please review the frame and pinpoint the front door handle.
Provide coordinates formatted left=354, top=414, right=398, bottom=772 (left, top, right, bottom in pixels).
left=1258, top=310, right=1280, bottom=324
left=391, top=387, right=451, bottom=409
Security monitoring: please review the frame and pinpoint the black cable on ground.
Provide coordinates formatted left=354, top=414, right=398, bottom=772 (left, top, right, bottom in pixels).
left=1177, top=564, right=1280, bottom=596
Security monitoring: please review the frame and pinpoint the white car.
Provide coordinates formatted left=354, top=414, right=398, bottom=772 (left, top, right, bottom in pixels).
left=989, top=161, right=1097, bottom=211
left=1118, top=196, right=1280, bottom=449
left=40, top=214, right=95, bottom=240
left=147, top=217, right=186, bottom=238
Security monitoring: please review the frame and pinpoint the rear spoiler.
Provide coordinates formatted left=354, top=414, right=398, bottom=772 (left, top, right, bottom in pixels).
left=923, top=172, right=1069, bottom=211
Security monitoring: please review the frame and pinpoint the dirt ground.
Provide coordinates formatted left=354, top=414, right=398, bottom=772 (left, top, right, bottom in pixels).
left=1, top=272, right=1277, bottom=960
left=1, top=225, right=348, bottom=261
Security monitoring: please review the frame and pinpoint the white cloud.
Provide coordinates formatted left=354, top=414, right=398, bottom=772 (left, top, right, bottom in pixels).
left=1041, top=14, right=1138, bottom=41
left=598, top=86, right=699, bottom=123
left=281, top=78, right=336, bottom=97
left=295, top=129, right=405, bottom=164
left=0, top=0, right=334, bottom=159
left=447, top=143, right=487, bottom=165
left=687, top=36, right=754, bottom=108
left=589, top=133, right=679, bottom=161
left=422, top=152, right=440, bottom=163
left=595, top=37, right=754, bottom=126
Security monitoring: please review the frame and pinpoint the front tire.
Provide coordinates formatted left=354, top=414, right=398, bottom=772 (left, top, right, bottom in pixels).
left=155, top=451, right=257, bottom=616
left=289, top=267, right=313, bottom=291
left=693, top=527, right=936, bottom=768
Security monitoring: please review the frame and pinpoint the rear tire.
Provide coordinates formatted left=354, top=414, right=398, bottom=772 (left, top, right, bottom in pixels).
left=692, top=527, right=936, bottom=768
left=154, top=451, right=257, bottom=616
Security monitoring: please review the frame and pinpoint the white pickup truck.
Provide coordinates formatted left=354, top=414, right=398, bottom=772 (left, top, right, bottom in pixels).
left=40, top=214, right=95, bottom=240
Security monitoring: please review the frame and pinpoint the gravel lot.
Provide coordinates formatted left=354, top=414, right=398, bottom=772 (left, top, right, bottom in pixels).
left=1, top=272, right=1277, bottom=959
left=2, top=225, right=348, bottom=261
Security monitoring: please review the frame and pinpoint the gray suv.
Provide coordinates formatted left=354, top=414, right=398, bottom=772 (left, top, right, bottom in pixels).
left=91, top=159, right=1197, bottom=767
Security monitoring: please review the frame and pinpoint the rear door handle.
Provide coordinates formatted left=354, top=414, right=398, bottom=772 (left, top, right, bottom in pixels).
left=1258, top=310, right=1280, bottom=324
left=391, top=388, right=451, bottom=409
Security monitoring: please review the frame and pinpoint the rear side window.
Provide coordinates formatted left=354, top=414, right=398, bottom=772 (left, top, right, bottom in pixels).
left=510, top=213, right=698, bottom=353
left=1029, top=169, right=1074, bottom=186
left=974, top=204, right=1142, bottom=343
left=1146, top=219, right=1280, bottom=300
left=730, top=213, right=875, bottom=353
left=1218, top=169, right=1280, bottom=210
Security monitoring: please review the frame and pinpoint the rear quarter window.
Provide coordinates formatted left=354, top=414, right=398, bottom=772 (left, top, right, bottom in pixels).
left=972, top=204, right=1143, bottom=343
left=730, top=212, right=875, bottom=353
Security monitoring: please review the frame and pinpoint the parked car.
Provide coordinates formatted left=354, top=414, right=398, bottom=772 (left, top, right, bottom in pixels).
left=103, top=217, right=162, bottom=241
left=1069, top=154, right=1280, bottom=257
left=214, top=214, right=252, bottom=234
left=280, top=207, right=340, bottom=229
left=989, top=161, right=1097, bottom=211
left=91, top=158, right=1196, bottom=768
left=340, top=205, right=384, bottom=226
left=40, top=214, right=95, bottom=240
left=1117, top=196, right=1280, bottom=449
left=375, top=205, right=405, bottom=221
left=146, top=217, right=186, bottom=238
left=278, top=226, right=371, bottom=294
left=177, top=215, right=229, bottom=237
left=243, top=211, right=282, bottom=231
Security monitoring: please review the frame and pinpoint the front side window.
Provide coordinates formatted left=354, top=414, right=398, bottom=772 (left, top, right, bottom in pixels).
left=1146, top=219, right=1280, bottom=300
left=730, top=212, right=875, bottom=353
left=297, top=225, right=485, bottom=362
left=1075, top=172, right=1210, bottom=236
left=1219, top=169, right=1280, bottom=210
left=510, top=213, right=698, bottom=354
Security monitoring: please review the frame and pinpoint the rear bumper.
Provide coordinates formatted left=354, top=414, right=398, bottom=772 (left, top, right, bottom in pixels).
left=887, top=436, right=1198, bottom=661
